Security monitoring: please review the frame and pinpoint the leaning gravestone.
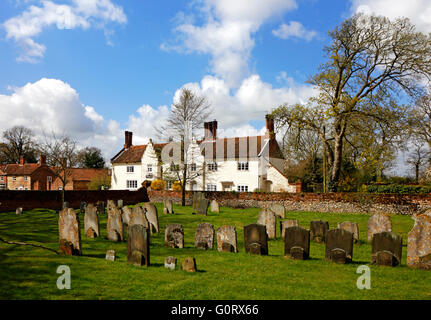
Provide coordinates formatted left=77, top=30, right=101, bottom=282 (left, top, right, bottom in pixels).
left=244, top=224, right=268, bottom=255
left=325, top=229, right=354, bottom=264
left=371, top=232, right=402, bottom=267
left=368, top=213, right=392, bottom=243
left=284, top=226, right=310, bottom=260
left=121, top=206, right=132, bottom=227
left=182, top=257, right=197, bottom=272
left=210, top=200, right=220, bottom=213
left=16, top=208, right=23, bottom=215
left=129, top=205, right=149, bottom=228
left=163, top=199, right=174, bottom=215
left=310, top=220, right=329, bottom=243
left=165, top=256, right=177, bottom=270
left=195, top=198, right=210, bottom=216
left=144, top=203, right=159, bottom=233
left=270, top=203, right=285, bottom=219
left=217, top=225, right=238, bottom=253
left=84, top=203, right=100, bottom=238
left=257, top=209, right=277, bottom=239
left=407, top=213, right=431, bottom=270
left=106, top=206, right=124, bottom=242
left=194, top=223, right=215, bottom=250
left=165, top=224, right=184, bottom=249
left=58, top=208, right=81, bottom=255
left=127, top=224, right=150, bottom=267
left=280, top=220, right=299, bottom=239
left=338, top=221, right=359, bottom=243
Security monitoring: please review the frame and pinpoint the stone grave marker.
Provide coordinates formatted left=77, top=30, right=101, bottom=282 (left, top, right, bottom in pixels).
left=58, top=208, right=81, bottom=255
left=16, top=208, right=23, bottom=215
left=284, top=226, right=310, bottom=260
left=79, top=202, right=86, bottom=214
left=117, top=199, right=124, bottom=208
left=165, top=223, right=184, bottom=249
left=163, top=199, right=174, bottom=215
left=210, top=200, right=220, bottom=213
left=182, top=257, right=197, bottom=272
left=371, top=232, right=402, bottom=267
left=165, top=256, right=177, bottom=270
left=195, top=198, right=210, bottom=216
left=97, top=201, right=105, bottom=215
left=107, top=200, right=116, bottom=213
left=144, top=202, right=159, bottom=233
left=129, top=205, right=149, bottom=228
left=257, top=208, right=277, bottom=239
left=280, top=220, right=299, bottom=239
left=106, top=206, right=124, bottom=242
left=127, top=224, right=150, bottom=267
left=407, top=213, right=431, bottom=270
left=121, top=206, right=132, bottom=227
left=310, top=220, right=329, bottom=243
left=325, top=229, right=354, bottom=264
left=270, top=203, right=285, bottom=219
left=192, top=192, right=205, bottom=210
left=217, top=225, right=238, bottom=253
left=62, top=202, right=69, bottom=209
left=244, top=224, right=268, bottom=255
left=338, top=221, right=359, bottom=243
left=106, top=250, right=116, bottom=261
left=368, top=213, right=392, bottom=242
left=194, top=223, right=215, bottom=250
left=84, top=203, right=100, bottom=238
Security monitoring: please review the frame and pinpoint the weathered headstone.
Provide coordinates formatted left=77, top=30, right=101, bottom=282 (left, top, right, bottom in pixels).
left=144, top=202, right=159, bottom=233
left=106, top=250, right=116, bottom=261
left=97, top=201, right=105, bottom=215
left=62, top=202, right=69, bottom=209
left=127, top=224, right=150, bottom=267
left=121, top=206, right=132, bottom=226
left=284, top=226, right=310, bottom=260
left=407, top=213, right=431, bottom=270
left=16, top=207, right=23, bottom=215
left=217, top=225, right=238, bottom=253
left=129, top=205, right=149, bottom=228
left=338, top=221, right=359, bottom=243
left=107, top=200, right=116, bottom=213
left=195, top=198, right=210, bottom=216
left=182, top=257, right=197, bottom=272
left=117, top=199, right=124, bottom=208
left=368, top=213, right=392, bottom=242
left=310, top=220, right=329, bottom=243
left=280, top=220, right=299, bottom=239
left=106, top=206, right=124, bottom=242
left=58, top=208, right=81, bottom=255
left=163, top=199, right=174, bottom=214
left=244, top=224, right=268, bottom=255
left=165, top=224, right=184, bottom=248
left=210, top=200, right=220, bottom=213
left=192, top=192, right=205, bottom=210
left=84, top=203, right=100, bottom=238
left=165, top=256, right=177, bottom=270
left=257, top=209, right=277, bottom=239
left=194, top=223, right=215, bottom=250
left=325, top=229, right=354, bottom=264
left=79, top=202, right=86, bottom=214
left=371, top=232, right=402, bottom=267
left=270, top=203, right=285, bottom=219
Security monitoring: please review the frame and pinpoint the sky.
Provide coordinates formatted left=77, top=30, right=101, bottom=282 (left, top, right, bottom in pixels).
left=1, top=0, right=430, bottom=174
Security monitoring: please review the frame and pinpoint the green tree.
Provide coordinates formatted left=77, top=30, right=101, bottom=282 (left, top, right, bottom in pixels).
left=77, top=147, right=105, bottom=168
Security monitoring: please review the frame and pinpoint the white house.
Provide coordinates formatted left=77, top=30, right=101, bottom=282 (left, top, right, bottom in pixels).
left=110, top=115, right=301, bottom=193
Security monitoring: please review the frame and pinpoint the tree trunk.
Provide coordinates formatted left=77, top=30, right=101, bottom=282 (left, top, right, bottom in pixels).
left=329, top=135, right=343, bottom=192
left=416, top=164, right=420, bottom=184
left=181, top=164, right=187, bottom=206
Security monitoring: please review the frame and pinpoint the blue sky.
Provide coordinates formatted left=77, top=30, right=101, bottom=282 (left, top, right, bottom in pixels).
left=0, top=0, right=429, bottom=175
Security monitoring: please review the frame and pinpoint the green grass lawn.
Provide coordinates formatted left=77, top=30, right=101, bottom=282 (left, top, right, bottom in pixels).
left=0, top=204, right=429, bottom=300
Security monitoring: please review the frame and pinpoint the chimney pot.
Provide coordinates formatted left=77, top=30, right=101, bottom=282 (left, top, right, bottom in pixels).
left=19, top=155, right=25, bottom=165
left=124, top=131, right=133, bottom=149
left=265, top=114, right=275, bottom=140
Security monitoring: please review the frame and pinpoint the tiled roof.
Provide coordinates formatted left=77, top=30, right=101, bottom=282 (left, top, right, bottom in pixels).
left=4, top=164, right=40, bottom=175
left=111, top=144, right=167, bottom=164
left=51, top=168, right=110, bottom=181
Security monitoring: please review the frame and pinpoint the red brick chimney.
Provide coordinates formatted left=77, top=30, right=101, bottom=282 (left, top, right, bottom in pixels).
left=19, top=155, right=25, bottom=165
left=39, top=155, right=46, bottom=166
left=265, top=114, right=275, bottom=140
left=124, top=131, right=133, bottom=149
left=204, top=120, right=217, bottom=140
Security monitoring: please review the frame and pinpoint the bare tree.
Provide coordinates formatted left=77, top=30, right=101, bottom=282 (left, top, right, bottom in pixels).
left=406, top=140, right=430, bottom=183
left=0, top=126, right=38, bottom=164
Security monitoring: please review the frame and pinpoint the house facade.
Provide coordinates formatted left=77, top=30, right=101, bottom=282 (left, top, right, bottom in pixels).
left=110, top=115, right=301, bottom=193
left=51, top=168, right=111, bottom=190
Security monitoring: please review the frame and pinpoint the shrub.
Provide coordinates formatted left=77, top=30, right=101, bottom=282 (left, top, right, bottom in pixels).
left=172, top=181, right=182, bottom=191
left=150, top=179, right=165, bottom=191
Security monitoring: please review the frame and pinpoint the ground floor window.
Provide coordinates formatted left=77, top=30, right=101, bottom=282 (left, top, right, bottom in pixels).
left=237, top=185, right=248, bottom=192
left=167, top=181, right=173, bottom=190
left=127, top=180, right=138, bottom=189
left=206, top=184, right=217, bottom=191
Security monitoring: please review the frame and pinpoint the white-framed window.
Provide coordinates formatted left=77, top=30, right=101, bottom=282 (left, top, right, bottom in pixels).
left=206, top=184, right=217, bottom=191
left=127, top=166, right=134, bottom=173
left=127, top=180, right=138, bottom=189
left=207, top=162, right=217, bottom=171
left=167, top=181, right=173, bottom=190
left=47, top=176, right=52, bottom=182
left=237, top=162, right=249, bottom=171
left=147, top=164, right=152, bottom=172
left=24, top=176, right=28, bottom=181
left=237, top=185, right=248, bottom=192
left=170, top=164, right=180, bottom=172
left=190, top=163, right=197, bottom=172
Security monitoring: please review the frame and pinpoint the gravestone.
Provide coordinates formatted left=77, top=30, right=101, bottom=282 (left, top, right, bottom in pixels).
left=129, top=205, right=149, bottom=228
left=117, top=200, right=124, bottom=208
left=338, top=221, right=359, bottom=243
left=107, top=200, right=116, bottom=213
left=58, top=208, right=81, bottom=255
left=192, top=192, right=205, bottom=210
left=310, top=220, right=329, bottom=243
left=144, top=203, right=159, bottom=233
left=217, top=225, right=238, bottom=253
left=195, top=198, right=210, bottom=216
left=270, top=203, right=285, bottom=219
left=194, top=223, right=215, bottom=250
left=284, top=226, right=310, bottom=260
left=163, top=199, right=174, bottom=214
left=62, top=202, right=69, bottom=209
left=79, top=202, right=86, bottom=214
left=127, top=224, right=150, bottom=267
left=407, top=213, right=431, bottom=270
left=257, top=209, right=277, bottom=239
left=165, top=224, right=184, bottom=249
left=368, top=213, right=392, bottom=242
left=280, top=220, right=299, bottom=239
left=106, top=206, right=124, bottom=242
left=244, top=224, right=268, bottom=255
left=106, top=250, right=116, bottom=261
left=97, top=201, right=105, bottom=215
left=325, top=229, right=354, bottom=264
left=165, top=256, right=177, bottom=270
left=371, top=232, right=402, bottom=267
left=210, top=200, right=220, bottom=213
left=182, top=257, right=197, bottom=272
left=16, top=208, right=23, bottom=215
left=84, top=203, right=100, bottom=238
left=121, top=206, right=132, bottom=227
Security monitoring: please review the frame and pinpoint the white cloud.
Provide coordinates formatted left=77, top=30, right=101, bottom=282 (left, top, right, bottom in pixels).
left=163, top=0, right=298, bottom=87
left=3, top=0, right=127, bottom=62
left=272, top=21, right=317, bottom=41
